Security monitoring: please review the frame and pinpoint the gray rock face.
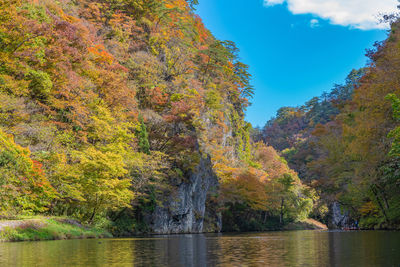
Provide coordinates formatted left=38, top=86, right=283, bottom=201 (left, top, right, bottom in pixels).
left=148, top=156, right=221, bottom=234
left=329, top=202, right=351, bottom=229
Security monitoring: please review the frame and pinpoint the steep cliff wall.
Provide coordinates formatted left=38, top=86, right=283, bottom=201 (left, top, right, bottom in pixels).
left=147, top=156, right=220, bottom=234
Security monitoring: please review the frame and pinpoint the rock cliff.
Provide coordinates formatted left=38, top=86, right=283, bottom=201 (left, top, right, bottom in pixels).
left=147, top=156, right=221, bottom=234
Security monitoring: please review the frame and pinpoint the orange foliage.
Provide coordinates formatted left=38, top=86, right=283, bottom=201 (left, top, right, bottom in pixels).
left=88, top=44, right=114, bottom=65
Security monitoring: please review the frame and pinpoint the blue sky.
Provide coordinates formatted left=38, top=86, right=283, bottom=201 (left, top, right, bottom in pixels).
left=195, top=0, right=392, bottom=127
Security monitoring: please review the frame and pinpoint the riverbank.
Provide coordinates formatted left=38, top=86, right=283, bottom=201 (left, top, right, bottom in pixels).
left=0, top=217, right=328, bottom=242
left=0, top=217, right=111, bottom=242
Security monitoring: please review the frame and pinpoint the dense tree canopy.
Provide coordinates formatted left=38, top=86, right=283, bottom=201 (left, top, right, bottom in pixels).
left=0, top=0, right=311, bottom=232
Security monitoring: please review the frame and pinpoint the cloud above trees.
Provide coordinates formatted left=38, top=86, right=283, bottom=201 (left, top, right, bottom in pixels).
left=263, top=0, right=398, bottom=30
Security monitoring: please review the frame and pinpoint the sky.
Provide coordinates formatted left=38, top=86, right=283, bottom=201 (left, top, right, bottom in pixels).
left=195, top=0, right=396, bottom=127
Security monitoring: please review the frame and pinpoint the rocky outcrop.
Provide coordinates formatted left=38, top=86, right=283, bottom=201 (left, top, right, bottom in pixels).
left=328, top=202, right=353, bottom=229
left=147, top=155, right=221, bottom=234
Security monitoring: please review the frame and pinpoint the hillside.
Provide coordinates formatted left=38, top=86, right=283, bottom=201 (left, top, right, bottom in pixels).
left=0, top=0, right=313, bottom=234
left=262, top=19, right=400, bottom=229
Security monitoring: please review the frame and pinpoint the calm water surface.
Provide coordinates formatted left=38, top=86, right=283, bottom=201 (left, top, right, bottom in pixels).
left=0, top=230, right=399, bottom=266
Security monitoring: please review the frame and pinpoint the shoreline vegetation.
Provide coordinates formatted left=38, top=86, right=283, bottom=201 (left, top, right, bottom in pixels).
left=3, top=216, right=399, bottom=243
left=0, top=217, right=111, bottom=242
left=0, top=217, right=328, bottom=242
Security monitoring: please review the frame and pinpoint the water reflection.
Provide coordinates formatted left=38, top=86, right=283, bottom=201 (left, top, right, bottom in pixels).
left=0, top=231, right=399, bottom=266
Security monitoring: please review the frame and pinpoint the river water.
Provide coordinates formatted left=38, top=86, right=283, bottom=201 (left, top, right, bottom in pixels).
left=0, top=230, right=399, bottom=266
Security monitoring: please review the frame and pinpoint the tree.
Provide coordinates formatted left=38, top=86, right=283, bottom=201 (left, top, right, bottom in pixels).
left=386, top=94, right=400, bottom=157
left=72, top=147, right=133, bottom=223
left=137, top=114, right=150, bottom=154
left=185, top=0, right=199, bottom=10
left=0, top=129, right=55, bottom=216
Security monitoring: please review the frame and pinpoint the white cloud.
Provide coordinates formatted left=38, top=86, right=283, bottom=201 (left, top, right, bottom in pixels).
left=263, top=0, right=285, bottom=6
left=263, top=0, right=398, bottom=30
left=309, top=18, right=320, bottom=28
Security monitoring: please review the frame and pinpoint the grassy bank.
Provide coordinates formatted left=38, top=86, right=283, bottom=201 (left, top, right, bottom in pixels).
left=0, top=217, right=111, bottom=242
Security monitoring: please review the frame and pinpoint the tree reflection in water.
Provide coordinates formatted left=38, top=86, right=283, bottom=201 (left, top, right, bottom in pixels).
left=0, top=231, right=399, bottom=266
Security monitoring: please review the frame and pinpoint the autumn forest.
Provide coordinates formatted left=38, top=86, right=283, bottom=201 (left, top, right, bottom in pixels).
left=0, top=0, right=399, bottom=238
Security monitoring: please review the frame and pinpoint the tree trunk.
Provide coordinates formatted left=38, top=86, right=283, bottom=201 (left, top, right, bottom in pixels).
left=371, top=186, right=389, bottom=224
left=263, top=211, right=268, bottom=224
left=89, top=206, right=97, bottom=225
left=379, top=187, right=390, bottom=210
left=280, top=197, right=284, bottom=225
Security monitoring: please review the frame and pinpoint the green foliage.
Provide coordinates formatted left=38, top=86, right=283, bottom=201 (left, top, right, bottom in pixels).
left=26, top=70, right=52, bottom=100
left=205, top=89, right=223, bottom=110
left=71, top=147, right=133, bottom=223
left=234, top=61, right=254, bottom=99
left=137, top=115, right=150, bottom=154
left=21, top=3, right=50, bottom=23
left=0, top=217, right=110, bottom=241
left=386, top=94, right=400, bottom=157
